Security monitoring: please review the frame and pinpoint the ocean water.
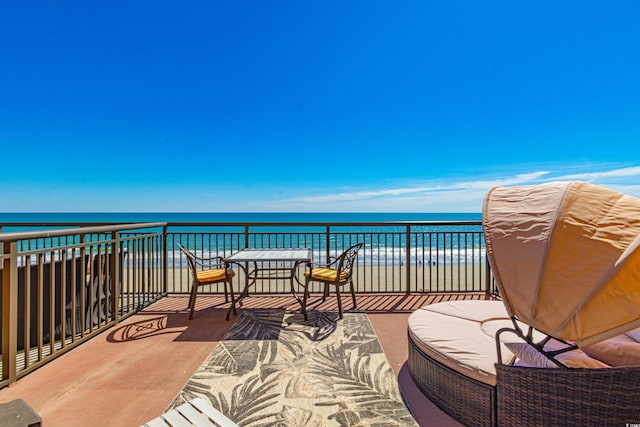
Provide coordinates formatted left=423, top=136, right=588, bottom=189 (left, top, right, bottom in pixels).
left=1, top=212, right=484, bottom=265
left=0, top=212, right=482, bottom=236
left=0, top=212, right=481, bottom=225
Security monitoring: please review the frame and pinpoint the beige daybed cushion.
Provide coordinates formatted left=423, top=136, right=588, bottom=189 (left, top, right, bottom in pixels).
left=626, top=327, right=640, bottom=343
left=506, top=341, right=610, bottom=368
left=408, top=300, right=514, bottom=386
left=582, top=333, right=640, bottom=366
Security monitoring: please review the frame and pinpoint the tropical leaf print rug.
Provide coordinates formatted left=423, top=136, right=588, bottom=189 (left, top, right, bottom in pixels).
left=170, top=309, right=418, bottom=426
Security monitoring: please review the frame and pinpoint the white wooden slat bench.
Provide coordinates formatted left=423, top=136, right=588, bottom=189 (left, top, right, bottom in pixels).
left=142, top=398, right=238, bottom=427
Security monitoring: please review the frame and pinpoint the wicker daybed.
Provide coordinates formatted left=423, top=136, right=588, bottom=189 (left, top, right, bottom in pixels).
left=408, top=182, right=640, bottom=427
left=407, top=300, right=509, bottom=427
left=407, top=300, right=640, bottom=427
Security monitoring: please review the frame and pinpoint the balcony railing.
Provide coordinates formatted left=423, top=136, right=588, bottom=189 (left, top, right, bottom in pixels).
left=164, top=221, right=493, bottom=295
left=0, top=220, right=494, bottom=387
left=0, top=223, right=167, bottom=388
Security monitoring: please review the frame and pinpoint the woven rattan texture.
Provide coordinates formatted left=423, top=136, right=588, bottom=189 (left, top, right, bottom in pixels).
left=496, top=364, right=640, bottom=427
left=408, top=333, right=496, bottom=427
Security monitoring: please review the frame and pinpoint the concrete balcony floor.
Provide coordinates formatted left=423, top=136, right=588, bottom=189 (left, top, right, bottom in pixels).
left=0, top=293, right=489, bottom=427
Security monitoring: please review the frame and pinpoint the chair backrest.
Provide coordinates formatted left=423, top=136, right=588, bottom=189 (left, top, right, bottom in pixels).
left=176, top=242, right=199, bottom=280
left=336, top=242, right=363, bottom=282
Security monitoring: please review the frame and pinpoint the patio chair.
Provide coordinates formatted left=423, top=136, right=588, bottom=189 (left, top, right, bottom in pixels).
left=176, top=243, right=236, bottom=320
left=304, top=242, right=363, bottom=319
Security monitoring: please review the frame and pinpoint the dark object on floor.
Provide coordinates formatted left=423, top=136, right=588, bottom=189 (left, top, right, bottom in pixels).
left=0, top=399, right=42, bottom=427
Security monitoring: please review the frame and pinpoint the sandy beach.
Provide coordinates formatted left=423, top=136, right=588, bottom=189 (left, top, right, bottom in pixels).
left=154, top=263, right=492, bottom=295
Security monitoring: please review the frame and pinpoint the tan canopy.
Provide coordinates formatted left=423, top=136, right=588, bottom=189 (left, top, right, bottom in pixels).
left=483, top=181, right=640, bottom=347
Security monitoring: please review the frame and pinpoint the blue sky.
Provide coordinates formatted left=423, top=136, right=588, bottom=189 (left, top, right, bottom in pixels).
left=1, top=1, right=639, bottom=212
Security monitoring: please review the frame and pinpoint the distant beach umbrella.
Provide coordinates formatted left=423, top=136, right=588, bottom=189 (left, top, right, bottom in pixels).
left=483, top=181, right=640, bottom=347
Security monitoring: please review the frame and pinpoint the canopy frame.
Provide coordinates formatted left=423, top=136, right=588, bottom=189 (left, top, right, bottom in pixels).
left=483, top=181, right=640, bottom=348
left=495, top=318, right=579, bottom=368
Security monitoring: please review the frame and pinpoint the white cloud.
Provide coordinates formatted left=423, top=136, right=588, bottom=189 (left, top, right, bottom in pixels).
left=3, top=164, right=638, bottom=212
left=552, top=166, right=640, bottom=181
left=293, top=171, right=551, bottom=205
left=279, top=165, right=640, bottom=212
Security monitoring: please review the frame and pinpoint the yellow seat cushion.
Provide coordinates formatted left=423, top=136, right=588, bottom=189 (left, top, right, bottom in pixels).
left=305, top=267, right=348, bottom=282
left=196, top=268, right=234, bottom=283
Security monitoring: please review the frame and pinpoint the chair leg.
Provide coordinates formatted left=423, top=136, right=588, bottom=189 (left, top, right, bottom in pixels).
left=223, top=278, right=229, bottom=303
left=188, top=282, right=198, bottom=320
left=230, top=278, right=236, bottom=314
left=335, top=284, right=343, bottom=319
left=302, top=276, right=310, bottom=321
left=349, top=279, right=357, bottom=309
left=304, top=279, right=310, bottom=299
left=226, top=277, right=237, bottom=321
left=322, top=283, right=329, bottom=301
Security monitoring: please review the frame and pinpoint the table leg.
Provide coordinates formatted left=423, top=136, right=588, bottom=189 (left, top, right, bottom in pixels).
left=225, top=261, right=250, bottom=320
left=289, top=260, right=309, bottom=320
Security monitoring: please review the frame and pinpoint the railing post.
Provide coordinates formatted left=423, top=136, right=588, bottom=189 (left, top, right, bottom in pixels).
left=244, top=225, right=249, bottom=249
left=405, top=225, right=411, bottom=295
left=484, top=253, right=493, bottom=298
left=80, top=233, right=87, bottom=338
left=110, top=232, right=120, bottom=324
left=2, top=241, right=18, bottom=384
left=325, top=226, right=330, bottom=263
left=163, top=225, right=168, bottom=295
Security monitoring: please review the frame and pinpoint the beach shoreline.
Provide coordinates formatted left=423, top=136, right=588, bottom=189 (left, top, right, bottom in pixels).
left=143, top=263, right=491, bottom=294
